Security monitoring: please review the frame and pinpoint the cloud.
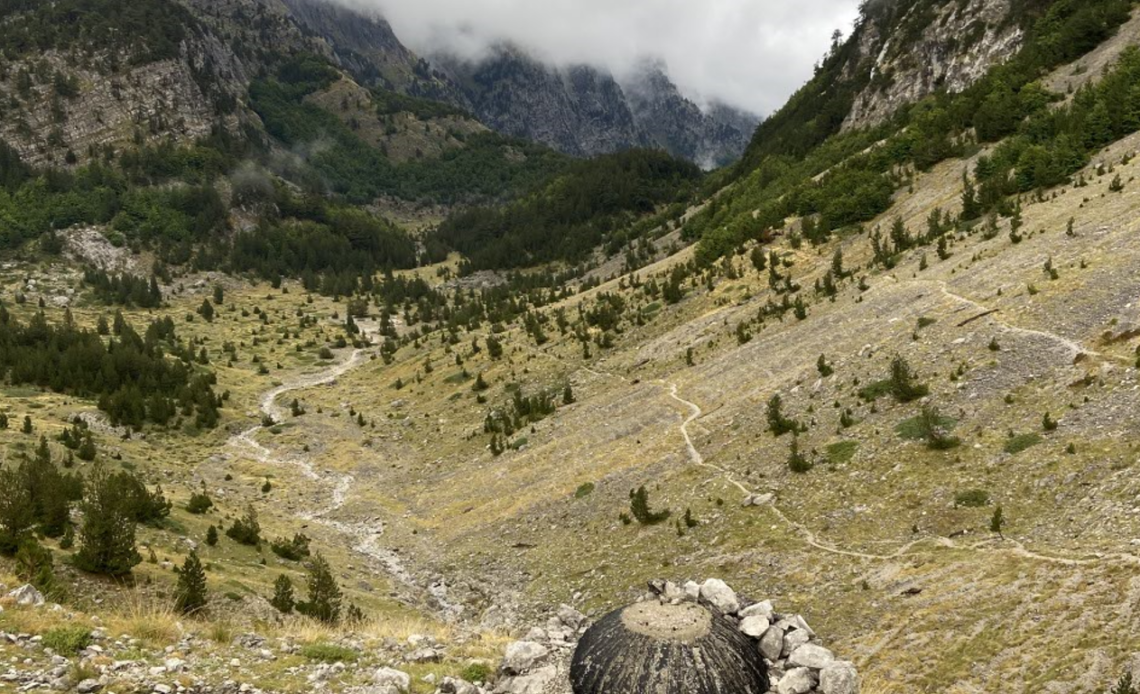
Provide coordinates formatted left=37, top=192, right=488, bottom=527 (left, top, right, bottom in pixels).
left=335, top=0, right=863, bottom=115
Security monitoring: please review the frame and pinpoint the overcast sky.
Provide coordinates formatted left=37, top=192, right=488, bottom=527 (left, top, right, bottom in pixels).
left=338, top=0, right=863, bottom=115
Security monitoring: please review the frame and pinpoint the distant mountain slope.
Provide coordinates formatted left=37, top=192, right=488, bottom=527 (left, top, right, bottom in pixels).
left=270, top=0, right=761, bottom=165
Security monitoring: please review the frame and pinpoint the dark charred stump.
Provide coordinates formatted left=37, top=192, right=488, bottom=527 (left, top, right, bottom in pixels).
left=570, top=601, right=770, bottom=694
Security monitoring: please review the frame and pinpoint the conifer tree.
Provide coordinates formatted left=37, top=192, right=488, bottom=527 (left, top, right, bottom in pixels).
left=74, top=466, right=142, bottom=577
left=198, top=298, right=215, bottom=322
left=0, top=469, right=33, bottom=555
left=629, top=486, right=670, bottom=526
left=990, top=505, right=1005, bottom=539
left=206, top=525, right=218, bottom=546
left=297, top=553, right=342, bottom=624
left=175, top=550, right=208, bottom=615
left=271, top=574, right=295, bottom=614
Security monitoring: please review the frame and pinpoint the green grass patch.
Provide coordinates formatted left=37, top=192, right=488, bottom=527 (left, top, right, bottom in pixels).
left=444, top=372, right=471, bottom=384
left=825, top=441, right=858, bottom=465
left=301, top=643, right=359, bottom=663
left=460, top=662, right=493, bottom=683
left=954, top=489, right=990, bottom=508
left=896, top=415, right=957, bottom=441
left=42, top=626, right=92, bottom=654
left=574, top=482, right=595, bottom=499
left=857, top=379, right=893, bottom=402
left=1004, top=433, right=1042, bottom=454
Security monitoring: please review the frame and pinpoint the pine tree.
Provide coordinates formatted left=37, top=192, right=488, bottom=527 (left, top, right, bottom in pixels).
left=297, top=553, right=342, bottom=624
left=74, top=466, right=142, bottom=577
left=889, top=355, right=929, bottom=403
left=270, top=574, right=295, bottom=614
left=1110, top=673, right=1137, bottom=694
left=15, top=538, right=54, bottom=593
left=990, top=505, right=1005, bottom=539
left=766, top=394, right=801, bottom=437
left=226, top=504, right=261, bottom=546
left=562, top=384, right=575, bottom=405
left=206, top=525, right=218, bottom=546
left=198, top=298, right=215, bottom=322
left=22, top=416, right=33, bottom=434
left=0, top=469, right=34, bottom=555
left=175, top=550, right=208, bottom=615
left=629, top=486, right=670, bottom=526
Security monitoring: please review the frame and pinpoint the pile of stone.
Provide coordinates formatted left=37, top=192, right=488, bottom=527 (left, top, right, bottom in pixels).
left=643, top=578, right=859, bottom=694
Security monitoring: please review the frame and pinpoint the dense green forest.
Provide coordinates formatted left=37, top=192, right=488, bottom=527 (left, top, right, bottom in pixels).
left=0, top=307, right=219, bottom=429
left=689, top=0, right=1135, bottom=263
left=428, top=149, right=701, bottom=271
left=0, top=0, right=195, bottom=64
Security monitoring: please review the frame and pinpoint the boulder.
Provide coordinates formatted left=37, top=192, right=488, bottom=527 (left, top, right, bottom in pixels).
left=496, top=665, right=557, bottom=694
left=8, top=584, right=45, bottom=607
left=781, top=629, right=811, bottom=658
left=788, top=643, right=835, bottom=669
left=699, top=578, right=740, bottom=614
left=759, top=626, right=785, bottom=662
left=373, top=667, right=410, bottom=693
left=740, top=600, right=774, bottom=621
left=502, top=641, right=549, bottom=675
left=777, top=667, right=817, bottom=694
left=820, top=661, right=860, bottom=694
left=739, top=616, right=770, bottom=638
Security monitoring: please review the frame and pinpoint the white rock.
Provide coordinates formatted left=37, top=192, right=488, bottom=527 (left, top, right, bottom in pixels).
left=781, top=629, right=811, bottom=658
left=759, top=626, right=785, bottom=662
left=440, top=676, right=481, bottom=694
left=699, top=578, right=739, bottom=614
left=740, top=600, right=775, bottom=620
left=495, top=665, right=557, bottom=694
left=501, top=641, right=549, bottom=675
left=373, top=667, right=411, bottom=693
left=8, top=585, right=44, bottom=607
left=820, top=660, right=859, bottom=694
left=777, top=667, right=817, bottom=694
left=557, top=604, right=585, bottom=629
left=154, top=685, right=173, bottom=694
left=683, top=581, right=701, bottom=601
left=739, top=616, right=771, bottom=638
left=788, top=643, right=835, bottom=669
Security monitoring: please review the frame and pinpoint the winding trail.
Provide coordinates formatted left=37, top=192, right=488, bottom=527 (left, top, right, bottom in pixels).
left=664, top=381, right=1140, bottom=568
left=923, top=280, right=1133, bottom=365
left=226, top=337, right=462, bottom=619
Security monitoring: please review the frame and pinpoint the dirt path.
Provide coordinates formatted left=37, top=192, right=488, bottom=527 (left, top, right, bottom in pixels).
left=226, top=336, right=462, bottom=619
left=664, top=382, right=1140, bottom=568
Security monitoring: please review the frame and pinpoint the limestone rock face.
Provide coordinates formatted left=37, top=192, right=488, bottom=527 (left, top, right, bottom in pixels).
left=842, top=0, right=1023, bottom=131
left=569, top=601, right=769, bottom=694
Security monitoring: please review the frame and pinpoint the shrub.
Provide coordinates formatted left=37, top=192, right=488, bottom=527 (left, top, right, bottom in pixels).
left=186, top=491, right=213, bottom=514
left=42, top=626, right=91, bottom=655
left=574, top=482, right=595, bottom=499
left=461, top=663, right=493, bottom=683
left=270, top=533, right=311, bottom=561
left=787, top=438, right=813, bottom=474
left=766, top=394, right=802, bottom=437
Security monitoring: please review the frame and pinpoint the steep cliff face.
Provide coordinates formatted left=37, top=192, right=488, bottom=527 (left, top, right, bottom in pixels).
left=621, top=61, right=760, bottom=169
left=0, top=1, right=248, bottom=167
left=435, top=47, right=760, bottom=163
left=842, top=0, right=1023, bottom=131
left=432, top=46, right=645, bottom=158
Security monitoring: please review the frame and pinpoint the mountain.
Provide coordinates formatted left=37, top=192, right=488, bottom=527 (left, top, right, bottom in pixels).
left=431, top=46, right=761, bottom=165
left=4, top=1, right=1140, bottom=693
left=621, top=59, right=760, bottom=169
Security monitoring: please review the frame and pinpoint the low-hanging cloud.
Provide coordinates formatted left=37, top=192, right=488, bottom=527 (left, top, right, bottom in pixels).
left=336, top=0, right=863, bottom=115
